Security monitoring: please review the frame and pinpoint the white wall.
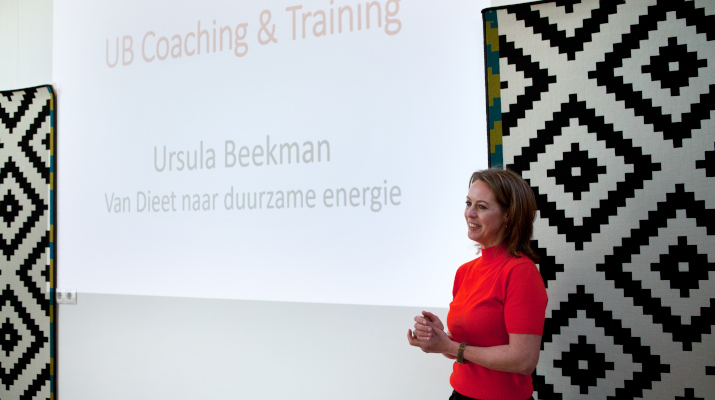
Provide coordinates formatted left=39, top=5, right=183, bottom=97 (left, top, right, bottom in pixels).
left=59, top=294, right=453, bottom=400
left=0, top=0, right=52, bottom=91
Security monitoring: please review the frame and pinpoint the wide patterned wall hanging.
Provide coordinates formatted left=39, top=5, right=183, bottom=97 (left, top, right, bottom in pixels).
left=0, top=85, right=56, bottom=399
left=483, top=0, right=714, bottom=399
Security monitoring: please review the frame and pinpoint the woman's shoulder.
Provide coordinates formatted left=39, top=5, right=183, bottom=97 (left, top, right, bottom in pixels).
left=501, top=254, right=541, bottom=277
left=454, top=257, right=480, bottom=277
left=501, top=254, right=547, bottom=290
left=503, top=253, right=537, bottom=268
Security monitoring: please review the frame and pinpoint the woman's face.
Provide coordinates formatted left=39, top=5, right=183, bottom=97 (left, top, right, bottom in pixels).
left=465, top=180, right=508, bottom=249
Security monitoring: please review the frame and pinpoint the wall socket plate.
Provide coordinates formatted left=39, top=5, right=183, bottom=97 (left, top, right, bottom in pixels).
left=56, top=289, right=77, bottom=304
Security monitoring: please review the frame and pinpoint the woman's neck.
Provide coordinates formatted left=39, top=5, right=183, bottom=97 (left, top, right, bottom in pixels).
left=480, top=242, right=508, bottom=262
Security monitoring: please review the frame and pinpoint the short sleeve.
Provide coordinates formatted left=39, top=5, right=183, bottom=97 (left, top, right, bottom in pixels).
left=452, top=261, right=470, bottom=299
left=503, top=261, right=548, bottom=335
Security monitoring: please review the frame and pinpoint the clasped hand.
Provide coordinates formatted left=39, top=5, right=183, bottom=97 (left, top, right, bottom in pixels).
left=407, top=311, right=455, bottom=357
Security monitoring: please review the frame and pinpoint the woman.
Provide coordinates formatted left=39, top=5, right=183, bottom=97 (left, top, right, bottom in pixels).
left=407, top=168, right=547, bottom=400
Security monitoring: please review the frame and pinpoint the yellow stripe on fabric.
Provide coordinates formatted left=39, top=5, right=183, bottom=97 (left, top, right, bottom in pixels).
left=487, top=68, right=501, bottom=107
left=490, top=121, right=503, bottom=153
left=485, top=21, right=499, bottom=51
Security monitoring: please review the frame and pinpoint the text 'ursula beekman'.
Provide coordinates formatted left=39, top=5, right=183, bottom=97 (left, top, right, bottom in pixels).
left=153, top=137, right=330, bottom=172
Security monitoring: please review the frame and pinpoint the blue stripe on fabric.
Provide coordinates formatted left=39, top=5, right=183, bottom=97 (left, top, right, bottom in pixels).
left=489, top=98, right=502, bottom=131
left=486, top=44, right=500, bottom=75
left=491, top=145, right=503, bottom=169
left=485, top=9, right=498, bottom=28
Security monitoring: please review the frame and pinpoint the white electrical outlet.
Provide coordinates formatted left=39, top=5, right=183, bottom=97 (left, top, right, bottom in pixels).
left=56, top=289, right=78, bottom=305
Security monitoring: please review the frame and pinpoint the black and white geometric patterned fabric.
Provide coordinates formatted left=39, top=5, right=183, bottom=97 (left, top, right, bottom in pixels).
left=0, top=86, right=55, bottom=400
left=483, top=0, right=714, bottom=399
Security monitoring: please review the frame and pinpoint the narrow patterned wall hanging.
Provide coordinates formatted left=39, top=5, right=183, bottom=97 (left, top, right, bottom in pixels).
left=0, top=85, right=56, bottom=400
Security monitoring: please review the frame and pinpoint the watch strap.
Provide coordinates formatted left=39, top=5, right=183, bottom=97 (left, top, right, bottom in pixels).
left=456, top=342, right=468, bottom=364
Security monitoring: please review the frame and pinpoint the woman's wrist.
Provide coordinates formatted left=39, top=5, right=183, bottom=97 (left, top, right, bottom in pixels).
left=442, top=339, right=461, bottom=357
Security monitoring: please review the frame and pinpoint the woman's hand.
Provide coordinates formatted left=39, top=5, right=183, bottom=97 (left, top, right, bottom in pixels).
left=407, top=314, right=456, bottom=355
left=408, top=311, right=457, bottom=358
left=411, top=311, right=444, bottom=340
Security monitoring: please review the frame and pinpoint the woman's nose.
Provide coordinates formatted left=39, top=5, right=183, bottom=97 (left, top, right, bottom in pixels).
left=468, top=207, right=477, bottom=217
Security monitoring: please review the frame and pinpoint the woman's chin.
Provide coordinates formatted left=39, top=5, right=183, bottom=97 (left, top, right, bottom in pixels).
left=467, top=232, right=484, bottom=244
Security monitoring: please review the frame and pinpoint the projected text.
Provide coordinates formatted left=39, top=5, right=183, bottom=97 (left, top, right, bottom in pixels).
left=105, top=0, right=402, bottom=67
left=104, top=180, right=401, bottom=214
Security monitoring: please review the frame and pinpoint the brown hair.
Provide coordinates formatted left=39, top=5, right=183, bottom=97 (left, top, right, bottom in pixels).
left=469, top=168, right=539, bottom=261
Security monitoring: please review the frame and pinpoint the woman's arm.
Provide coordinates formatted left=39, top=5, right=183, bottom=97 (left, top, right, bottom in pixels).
left=407, top=323, right=541, bottom=375
left=440, top=333, right=541, bottom=375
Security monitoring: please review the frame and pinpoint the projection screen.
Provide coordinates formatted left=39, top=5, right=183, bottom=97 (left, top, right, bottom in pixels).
left=53, top=0, right=490, bottom=307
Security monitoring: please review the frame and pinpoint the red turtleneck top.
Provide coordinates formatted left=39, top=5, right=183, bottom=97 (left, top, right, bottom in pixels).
left=447, top=244, right=548, bottom=400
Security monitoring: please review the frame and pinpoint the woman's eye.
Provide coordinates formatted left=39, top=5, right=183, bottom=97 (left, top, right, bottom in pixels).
left=478, top=205, right=486, bottom=210
left=465, top=201, right=472, bottom=206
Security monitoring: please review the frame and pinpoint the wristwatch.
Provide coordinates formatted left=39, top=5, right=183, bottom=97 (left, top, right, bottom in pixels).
left=456, top=342, right=468, bottom=364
